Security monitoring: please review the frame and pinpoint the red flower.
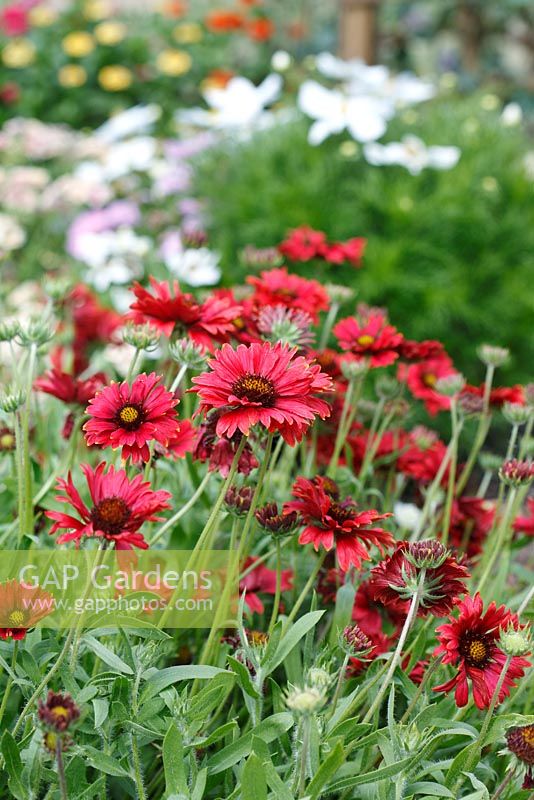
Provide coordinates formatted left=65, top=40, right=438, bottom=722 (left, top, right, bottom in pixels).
left=34, top=369, right=106, bottom=406
left=334, top=311, right=404, bottom=368
left=368, top=541, right=470, bottom=617
left=397, top=429, right=450, bottom=486
left=129, top=277, right=240, bottom=348
left=0, top=82, right=20, bottom=105
left=445, top=497, right=495, bottom=558
left=0, top=580, right=53, bottom=640
left=399, top=339, right=446, bottom=361
left=68, top=285, right=122, bottom=374
left=433, top=593, right=531, bottom=709
left=286, top=476, right=393, bottom=571
left=84, top=373, right=180, bottom=463
left=205, top=9, right=244, bottom=31
left=191, top=342, right=332, bottom=445
left=398, top=355, right=455, bottom=415
left=1, top=5, right=28, bottom=36
left=461, top=383, right=525, bottom=408
left=247, top=267, right=329, bottom=323
left=47, top=462, right=171, bottom=550
left=155, top=418, right=197, bottom=460
left=514, top=498, right=534, bottom=537
left=246, top=17, right=275, bottom=40
left=279, top=227, right=328, bottom=262
left=194, top=410, right=259, bottom=477
left=349, top=428, right=408, bottom=472
left=322, top=238, right=366, bottom=267
left=240, top=556, right=293, bottom=614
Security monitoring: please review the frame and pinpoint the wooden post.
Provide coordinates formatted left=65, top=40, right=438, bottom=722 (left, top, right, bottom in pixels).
left=339, top=0, right=380, bottom=64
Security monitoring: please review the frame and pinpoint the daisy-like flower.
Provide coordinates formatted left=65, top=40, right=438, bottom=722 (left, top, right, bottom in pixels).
left=47, top=462, right=171, bottom=550
left=285, top=476, right=393, bottom=571
left=398, top=354, right=456, bottom=415
left=433, top=593, right=531, bottom=709
left=506, top=724, right=534, bottom=789
left=191, top=342, right=332, bottom=445
left=368, top=541, right=470, bottom=617
left=34, top=369, right=106, bottom=406
left=334, top=311, right=404, bottom=368
left=38, top=691, right=80, bottom=733
left=0, top=580, right=53, bottom=640
left=363, top=135, right=460, bottom=175
left=84, top=372, right=179, bottom=463
left=129, top=277, right=240, bottom=348
left=247, top=267, right=329, bottom=324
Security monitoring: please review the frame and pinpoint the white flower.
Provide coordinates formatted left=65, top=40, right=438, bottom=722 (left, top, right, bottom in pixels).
left=501, top=102, right=523, bottom=127
left=75, top=136, right=158, bottom=182
left=176, top=74, right=283, bottom=130
left=394, top=502, right=422, bottom=532
left=298, top=80, right=390, bottom=145
left=0, top=213, right=26, bottom=255
left=165, top=247, right=221, bottom=287
left=95, top=104, right=162, bottom=143
left=364, top=135, right=460, bottom=174
left=315, top=52, right=435, bottom=109
left=74, top=227, right=151, bottom=289
left=271, top=50, right=291, bottom=72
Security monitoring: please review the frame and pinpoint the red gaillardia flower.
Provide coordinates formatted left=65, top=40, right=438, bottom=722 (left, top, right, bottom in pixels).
left=34, top=369, right=106, bottom=406
left=398, top=354, right=455, bottom=415
left=433, top=593, right=531, bottom=709
left=506, top=724, right=534, bottom=789
left=47, top=462, right=171, bottom=550
left=0, top=580, right=53, bottom=640
left=84, top=372, right=180, bottom=463
left=514, top=498, right=534, bottom=537
left=191, top=342, right=332, bottom=444
left=461, top=383, right=525, bottom=409
left=38, top=691, right=80, bottom=733
left=285, top=476, right=393, bottom=571
left=129, top=277, right=240, bottom=348
left=334, top=311, right=404, bottom=368
left=368, top=541, right=470, bottom=617
left=240, top=556, right=294, bottom=614
left=247, top=267, right=330, bottom=323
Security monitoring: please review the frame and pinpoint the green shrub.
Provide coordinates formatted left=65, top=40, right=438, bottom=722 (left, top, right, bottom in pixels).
left=194, top=94, right=534, bottom=383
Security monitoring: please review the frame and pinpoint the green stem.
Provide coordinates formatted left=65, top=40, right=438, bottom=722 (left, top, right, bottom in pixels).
left=130, top=668, right=147, bottom=800
left=56, top=739, right=68, bottom=800
left=319, top=301, right=339, bottom=350
left=14, top=411, right=26, bottom=545
left=149, top=471, right=211, bottom=546
left=0, top=641, right=19, bottom=727
left=22, top=343, right=37, bottom=538
left=170, top=364, right=188, bottom=393
left=476, top=488, right=517, bottom=595
left=399, top=654, right=444, bottom=724
left=236, top=434, right=274, bottom=564
left=125, top=347, right=141, bottom=383
left=268, top=539, right=282, bottom=636
left=441, top=398, right=461, bottom=545
left=283, top=551, right=327, bottom=630
left=330, top=653, right=350, bottom=719
left=296, top=716, right=311, bottom=798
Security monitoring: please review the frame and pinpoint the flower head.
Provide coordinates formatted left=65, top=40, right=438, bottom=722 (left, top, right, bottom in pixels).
left=256, top=304, right=315, bottom=348
left=84, top=373, right=180, bottom=463
left=35, top=369, right=106, bottom=407
left=47, top=462, right=171, bottom=550
left=506, top=725, right=534, bottom=768
left=500, top=459, right=534, bottom=487
left=255, top=502, right=300, bottom=537
left=285, top=476, right=393, bottom=571
left=398, top=355, right=456, bottom=415
left=369, top=541, right=469, bottom=616
left=191, top=342, right=332, bottom=445
left=38, top=691, right=80, bottom=732
left=0, top=580, right=53, bottom=640
left=340, top=624, right=374, bottom=657
left=247, top=267, right=329, bottom=323
left=433, top=593, right=531, bottom=709
left=334, top=311, right=403, bottom=368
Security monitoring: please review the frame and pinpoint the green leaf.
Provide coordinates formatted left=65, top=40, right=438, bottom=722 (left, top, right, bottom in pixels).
left=227, top=655, right=260, bottom=699
left=142, top=665, right=229, bottom=701
left=81, top=746, right=131, bottom=778
left=242, top=753, right=267, bottom=800
left=262, top=611, right=324, bottom=675
left=328, top=581, right=356, bottom=646
left=190, top=768, right=207, bottom=800
left=445, top=741, right=481, bottom=789
left=405, top=782, right=455, bottom=798
left=1, top=731, right=28, bottom=800
left=82, top=635, right=134, bottom=675
left=306, top=741, right=345, bottom=799
left=327, top=755, right=415, bottom=792
left=208, top=713, right=294, bottom=775
left=163, top=723, right=188, bottom=796
left=92, top=698, right=109, bottom=728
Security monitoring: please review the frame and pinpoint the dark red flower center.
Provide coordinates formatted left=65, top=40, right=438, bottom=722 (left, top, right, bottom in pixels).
left=91, top=497, right=130, bottom=536
left=329, top=501, right=357, bottom=524
left=232, top=373, right=276, bottom=406
left=459, top=631, right=492, bottom=667
left=116, top=403, right=145, bottom=430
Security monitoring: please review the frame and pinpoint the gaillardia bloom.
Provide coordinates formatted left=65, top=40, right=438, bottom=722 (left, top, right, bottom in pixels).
left=84, top=372, right=179, bottom=463
left=285, top=476, right=393, bottom=571
left=47, top=462, right=171, bottom=549
left=433, top=593, right=531, bottom=709
left=247, top=267, right=330, bottom=323
left=0, top=580, right=53, bottom=640
left=333, top=311, right=404, bottom=368
left=191, top=342, right=332, bottom=444
left=368, top=541, right=470, bottom=617
left=506, top=724, right=534, bottom=789
left=38, top=691, right=80, bottom=732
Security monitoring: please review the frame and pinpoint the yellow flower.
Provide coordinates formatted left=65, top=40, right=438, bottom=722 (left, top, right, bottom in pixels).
left=2, top=39, right=36, bottom=69
left=62, top=32, right=95, bottom=58
left=94, top=21, right=128, bottom=46
left=83, top=0, right=112, bottom=20
left=173, top=23, right=203, bottom=44
left=58, top=64, right=87, bottom=88
left=98, top=65, right=133, bottom=92
left=28, top=6, right=57, bottom=27
left=156, top=49, right=192, bottom=76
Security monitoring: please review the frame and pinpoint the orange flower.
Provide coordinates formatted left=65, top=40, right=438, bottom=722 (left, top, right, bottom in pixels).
left=246, top=17, right=275, bottom=41
left=205, top=10, right=244, bottom=32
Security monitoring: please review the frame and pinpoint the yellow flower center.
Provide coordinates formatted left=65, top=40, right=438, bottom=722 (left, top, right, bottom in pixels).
left=0, top=433, right=15, bottom=449
left=119, top=406, right=139, bottom=425
left=232, top=374, right=276, bottom=406
left=51, top=705, right=69, bottom=719
left=8, top=610, right=25, bottom=627
left=423, top=372, right=437, bottom=387
left=357, top=335, right=374, bottom=347
left=468, top=640, right=488, bottom=662
left=522, top=725, right=534, bottom=746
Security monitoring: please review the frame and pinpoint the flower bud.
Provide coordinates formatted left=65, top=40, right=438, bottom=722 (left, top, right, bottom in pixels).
left=307, top=667, right=332, bottom=690
left=0, top=320, right=20, bottom=342
left=503, top=402, right=531, bottom=426
left=224, top=486, right=253, bottom=516
left=340, top=625, right=373, bottom=658
left=500, top=627, right=531, bottom=658
left=375, top=374, right=400, bottom=400
left=499, top=459, right=534, bottom=487
left=406, top=540, right=448, bottom=569
left=477, top=344, right=510, bottom=368
left=257, top=305, right=314, bottom=348
left=478, top=451, right=502, bottom=472
left=121, top=323, right=160, bottom=352
left=43, top=277, right=72, bottom=303
left=0, top=389, right=25, bottom=413
left=285, top=685, right=326, bottom=715
left=255, top=502, right=300, bottom=537
left=168, top=338, right=208, bottom=370
left=240, top=245, right=283, bottom=270
left=340, top=357, right=368, bottom=381
left=435, top=372, right=465, bottom=397
left=325, top=283, right=355, bottom=304
left=16, top=317, right=54, bottom=348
